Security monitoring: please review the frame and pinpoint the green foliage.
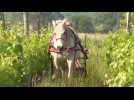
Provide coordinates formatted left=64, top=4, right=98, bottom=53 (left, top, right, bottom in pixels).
left=64, top=12, right=118, bottom=33
left=69, top=15, right=95, bottom=33
left=5, top=12, right=23, bottom=24
left=4, top=12, right=64, bottom=27
left=93, top=13, right=117, bottom=32
left=104, top=28, right=134, bottom=87
left=0, top=23, right=51, bottom=86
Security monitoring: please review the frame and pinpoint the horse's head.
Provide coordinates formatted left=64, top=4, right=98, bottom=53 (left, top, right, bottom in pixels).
left=52, top=19, right=75, bottom=51
left=53, top=20, right=66, bottom=50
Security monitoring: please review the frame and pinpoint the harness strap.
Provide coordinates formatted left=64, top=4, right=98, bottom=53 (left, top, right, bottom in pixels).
left=48, top=46, right=81, bottom=54
left=48, top=33, right=55, bottom=52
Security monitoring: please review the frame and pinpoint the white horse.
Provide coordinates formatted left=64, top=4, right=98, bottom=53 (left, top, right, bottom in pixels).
left=48, top=19, right=87, bottom=80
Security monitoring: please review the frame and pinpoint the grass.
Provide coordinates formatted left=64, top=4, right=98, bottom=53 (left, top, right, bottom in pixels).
left=35, top=33, right=109, bottom=87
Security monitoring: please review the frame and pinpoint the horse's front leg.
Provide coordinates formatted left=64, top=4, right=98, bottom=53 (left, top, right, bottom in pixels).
left=52, top=55, right=59, bottom=80
left=67, top=57, right=75, bottom=79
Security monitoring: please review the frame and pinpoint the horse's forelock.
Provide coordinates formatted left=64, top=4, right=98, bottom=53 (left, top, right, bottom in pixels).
left=53, top=21, right=65, bottom=35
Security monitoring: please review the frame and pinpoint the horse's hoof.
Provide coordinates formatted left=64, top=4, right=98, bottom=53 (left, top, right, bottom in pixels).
left=52, top=74, right=56, bottom=80
left=79, top=68, right=87, bottom=76
left=51, top=77, right=55, bottom=81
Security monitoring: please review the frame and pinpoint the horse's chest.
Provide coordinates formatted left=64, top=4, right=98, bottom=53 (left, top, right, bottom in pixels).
left=57, top=51, right=70, bottom=59
left=51, top=51, right=72, bottom=60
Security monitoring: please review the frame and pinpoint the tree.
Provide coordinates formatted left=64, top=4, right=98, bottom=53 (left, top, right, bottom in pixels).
left=69, top=15, right=95, bottom=33
left=37, top=12, right=41, bottom=37
left=126, top=12, right=132, bottom=34
left=112, top=12, right=120, bottom=31
left=4, top=12, right=23, bottom=25
left=0, top=12, right=6, bottom=31
left=23, top=12, right=29, bottom=36
left=47, top=12, right=64, bottom=31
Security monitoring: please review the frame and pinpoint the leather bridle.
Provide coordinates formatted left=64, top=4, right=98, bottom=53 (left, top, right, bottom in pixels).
left=48, top=28, right=80, bottom=54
